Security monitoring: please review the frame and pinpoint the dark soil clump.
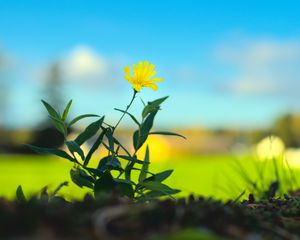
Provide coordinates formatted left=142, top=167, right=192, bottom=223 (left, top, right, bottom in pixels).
left=1, top=194, right=300, bottom=239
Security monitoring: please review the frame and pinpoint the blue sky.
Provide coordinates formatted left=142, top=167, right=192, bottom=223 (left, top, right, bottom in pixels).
left=1, top=0, right=300, bottom=129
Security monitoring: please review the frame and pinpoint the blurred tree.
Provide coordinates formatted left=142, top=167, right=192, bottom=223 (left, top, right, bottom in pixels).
left=273, top=114, right=300, bottom=148
left=30, top=62, right=65, bottom=148
left=248, top=129, right=269, bottom=144
left=44, top=62, right=64, bottom=109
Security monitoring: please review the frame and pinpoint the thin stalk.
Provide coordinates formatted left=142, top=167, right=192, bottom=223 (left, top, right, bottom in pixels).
left=103, top=121, right=114, bottom=128
left=272, top=156, right=280, bottom=182
left=113, top=89, right=137, bottom=133
left=285, top=157, right=299, bottom=189
left=107, top=89, right=137, bottom=181
left=113, top=137, right=132, bottom=156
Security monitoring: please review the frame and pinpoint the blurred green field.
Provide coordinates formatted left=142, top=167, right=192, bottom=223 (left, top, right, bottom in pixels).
left=0, top=154, right=299, bottom=200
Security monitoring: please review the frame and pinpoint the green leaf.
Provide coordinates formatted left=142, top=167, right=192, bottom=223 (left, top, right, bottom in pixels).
left=85, top=167, right=104, bottom=177
left=68, top=114, right=100, bottom=127
left=97, top=156, right=122, bottom=171
left=47, top=112, right=66, bottom=136
left=125, top=161, right=135, bottom=181
left=97, top=157, right=108, bottom=171
left=108, top=156, right=121, bottom=170
left=114, top=178, right=135, bottom=186
left=142, top=96, right=168, bottom=119
left=26, top=144, right=74, bottom=162
left=62, top=99, right=72, bottom=121
left=133, top=130, right=140, bottom=151
left=49, top=115, right=64, bottom=123
left=149, top=131, right=186, bottom=139
left=75, top=117, right=104, bottom=145
left=41, top=100, right=61, bottom=119
left=114, top=108, right=140, bottom=126
left=94, top=172, right=134, bottom=198
left=118, top=155, right=144, bottom=164
left=65, top=141, right=85, bottom=161
left=94, top=171, right=115, bottom=197
left=16, top=185, right=26, bottom=202
left=144, top=170, right=174, bottom=183
left=105, top=128, right=115, bottom=153
left=114, top=180, right=134, bottom=198
left=70, top=168, right=94, bottom=189
left=50, top=118, right=66, bottom=136
left=138, top=146, right=150, bottom=183
left=84, top=129, right=106, bottom=166
left=42, top=100, right=67, bottom=136
left=133, top=111, right=158, bottom=151
left=141, top=111, right=157, bottom=134
left=140, top=181, right=180, bottom=196
left=141, top=190, right=179, bottom=200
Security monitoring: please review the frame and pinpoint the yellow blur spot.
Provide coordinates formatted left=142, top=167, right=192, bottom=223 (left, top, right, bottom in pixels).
left=137, top=135, right=171, bottom=162
left=256, top=135, right=285, bottom=160
left=285, top=149, right=300, bottom=168
left=63, top=133, right=171, bottom=166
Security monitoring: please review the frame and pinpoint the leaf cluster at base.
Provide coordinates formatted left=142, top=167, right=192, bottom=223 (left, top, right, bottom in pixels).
left=27, top=97, right=185, bottom=201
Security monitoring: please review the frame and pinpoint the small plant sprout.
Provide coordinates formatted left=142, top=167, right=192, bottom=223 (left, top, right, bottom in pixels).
left=28, top=61, right=185, bottom=201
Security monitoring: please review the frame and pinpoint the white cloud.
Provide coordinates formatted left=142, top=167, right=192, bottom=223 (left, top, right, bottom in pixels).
left=229, top=77, right=278, bottom=95
left=27, top=45, right=129, bottom=91
left=216, top=38, right=300, bottom=96
left=218, top=40, right=300, bottom=65
left=63, top=45, right=109, bottom=82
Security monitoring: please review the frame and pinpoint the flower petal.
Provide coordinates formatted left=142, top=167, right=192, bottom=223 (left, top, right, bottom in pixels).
left=124, top=66, right=131, bottom=74
left=144, top=83, right=158, bottom=91
left=144, top=63, right=155, bottom=78
left=150, top=77, right=164, bottom=82
left=133, top=83, right=142, bottom=92
left=124, top=61, right=162, bottom=92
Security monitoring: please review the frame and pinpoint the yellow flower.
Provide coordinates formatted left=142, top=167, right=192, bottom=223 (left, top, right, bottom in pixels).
left=124, top=61, right=164, bottom=92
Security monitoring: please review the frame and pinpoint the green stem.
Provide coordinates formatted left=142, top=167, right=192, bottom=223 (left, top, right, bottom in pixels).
left=111, top=89, right=137, bottom=181
left=113, top=89, right=137, bottom=133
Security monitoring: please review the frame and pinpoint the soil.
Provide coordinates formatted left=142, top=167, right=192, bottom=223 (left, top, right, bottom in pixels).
left=1, top=194, right=300, bottom=240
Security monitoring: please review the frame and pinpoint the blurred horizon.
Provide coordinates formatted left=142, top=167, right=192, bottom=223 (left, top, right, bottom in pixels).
left=1, top=1, right=300, bottom=130
left=2, top=1, right=300, bottom=201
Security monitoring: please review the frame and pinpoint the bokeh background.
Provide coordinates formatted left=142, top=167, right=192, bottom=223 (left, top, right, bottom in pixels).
left=1, top=0, right=300, bottom=199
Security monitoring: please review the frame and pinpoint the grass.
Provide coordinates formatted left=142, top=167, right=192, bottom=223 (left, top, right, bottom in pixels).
left=0, top=154, right=299, bottom=200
